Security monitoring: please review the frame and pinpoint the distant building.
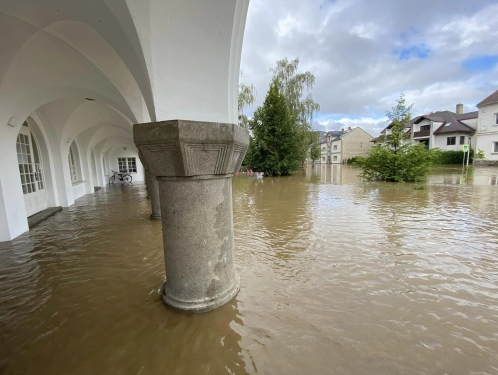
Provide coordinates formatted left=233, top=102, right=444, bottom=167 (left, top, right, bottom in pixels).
left=330, top=127, right=374, bottom=163
left=309, top=127, right=373, bottom=164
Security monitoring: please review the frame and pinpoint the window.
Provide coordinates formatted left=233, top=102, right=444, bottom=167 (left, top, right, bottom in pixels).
left=68, top=148, right=77, bottom=182
left=333, top=145, right=337, bottom=150
left=118, top=157, right=137, bottom=173
left=322, top=157, right=325, bottom=162
left=494, top=142, right=498, bottom=153
left=333, top=156, right=337, bottom=161
left=322, top=146, right=325, bottom=151
left=447, top=137, right=456, bottom=145
left=420, top=125, right=430, bottom=131
left=495, top=113, right=498, bottom=125
left=17, top=133, right=36, bottom=194
left=459, top=136, right=465, bottom=145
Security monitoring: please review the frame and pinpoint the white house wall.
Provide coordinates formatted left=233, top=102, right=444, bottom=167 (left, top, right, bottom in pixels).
left=476, top=104, right=498, bottom=160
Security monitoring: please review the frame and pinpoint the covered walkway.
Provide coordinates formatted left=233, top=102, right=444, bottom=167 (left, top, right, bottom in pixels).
left=0, top=0, right=250, bottom=313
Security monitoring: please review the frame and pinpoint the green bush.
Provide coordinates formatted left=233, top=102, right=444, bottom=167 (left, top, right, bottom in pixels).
left=347, top=156, right=360, bottom=165
left=356, top=143, right=438, bottom=182
left=433, top=149, right=474, bottom=165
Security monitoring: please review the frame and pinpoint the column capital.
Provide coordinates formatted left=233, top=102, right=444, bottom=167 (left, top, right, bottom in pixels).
left=133, top=120, right=249, bottom=177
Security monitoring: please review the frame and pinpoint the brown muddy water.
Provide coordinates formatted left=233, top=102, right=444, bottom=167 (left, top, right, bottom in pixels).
left=1, top=165, right=498, bottom=375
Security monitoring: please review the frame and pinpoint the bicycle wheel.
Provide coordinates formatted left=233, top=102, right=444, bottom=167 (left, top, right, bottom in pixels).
left=109, top=175, right=115, bottom=184
left=123, top=175, right=132, bottom=184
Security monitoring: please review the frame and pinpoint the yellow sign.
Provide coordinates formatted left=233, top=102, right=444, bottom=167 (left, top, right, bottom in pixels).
left=462, top=144, right=469, bottom=152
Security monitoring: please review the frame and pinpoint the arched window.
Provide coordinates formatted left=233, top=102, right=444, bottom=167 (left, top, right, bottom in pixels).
left=68, top=141, right=82, bottom=183
left=68, top=147, right=77, bottom=182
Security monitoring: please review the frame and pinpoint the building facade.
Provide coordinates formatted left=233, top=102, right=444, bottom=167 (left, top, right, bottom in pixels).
left=476, top=90, right=498, bottom=163
left=330, top=127, right=374, bottom=163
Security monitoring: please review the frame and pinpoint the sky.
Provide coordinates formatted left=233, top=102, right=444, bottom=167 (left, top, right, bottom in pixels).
left=239, top=0, right=498, bottom=136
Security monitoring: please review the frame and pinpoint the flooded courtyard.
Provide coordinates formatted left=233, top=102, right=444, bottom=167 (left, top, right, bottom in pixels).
left=1, top=165, right=498, bottom=374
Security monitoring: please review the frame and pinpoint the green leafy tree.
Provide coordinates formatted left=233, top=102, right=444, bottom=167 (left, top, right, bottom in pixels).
left=238, top=73, right=256, bottom=129
left=271, top=58, right=320, bottom=162
left=309, top=132, right=321, bottom=165
left=356, top=94, right=437, bottom=182
left=245, top=80, right=301, bottom=175
left=385, top=94, right=413, bottom=153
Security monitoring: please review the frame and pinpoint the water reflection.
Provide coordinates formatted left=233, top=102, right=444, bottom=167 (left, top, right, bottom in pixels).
left=0, top=185, right=247, bottom=375
left=1, top=167, right=498, bottom=374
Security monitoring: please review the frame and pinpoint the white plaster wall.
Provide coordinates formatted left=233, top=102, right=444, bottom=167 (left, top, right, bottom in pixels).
left=476, top=104, right=498, bottom=160
left=330, top=140, right=341, bottom=163
left=125, top=0, right=249, bottom=123
left=0, top=0, right=249, bottom=241
left=433, top=133, right=474, bottom=151
left=109, top=148, right=145, bottom=182
left=72, top=182, right=86, bottom=200
left=475, top=133, right=498, bottom=160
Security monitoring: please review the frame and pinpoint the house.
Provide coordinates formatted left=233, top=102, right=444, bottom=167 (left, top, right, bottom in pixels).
left=372, top=122, right=412, bottom=147
left=330, top=127, right=374, bottom=163
left=411, top=105, right=477, bottom=150
left=475, top=89, right=498, bottom=165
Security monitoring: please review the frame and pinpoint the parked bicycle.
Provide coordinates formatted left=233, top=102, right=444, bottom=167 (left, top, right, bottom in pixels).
left=109, top=170, right=133, bottom=184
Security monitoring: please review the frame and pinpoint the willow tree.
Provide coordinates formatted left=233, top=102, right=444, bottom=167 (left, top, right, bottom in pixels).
left=270, top=58, right=320, bottom=161
left=309, top=132, right=321, bottom=165
left=238, top=72, right=256, bottom=129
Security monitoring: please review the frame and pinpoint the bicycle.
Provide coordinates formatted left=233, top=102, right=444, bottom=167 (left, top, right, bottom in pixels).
left=109, top=170, right=133, bottom=184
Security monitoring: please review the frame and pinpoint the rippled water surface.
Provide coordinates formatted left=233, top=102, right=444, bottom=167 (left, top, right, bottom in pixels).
left=1, top=165, right=498, bottom=374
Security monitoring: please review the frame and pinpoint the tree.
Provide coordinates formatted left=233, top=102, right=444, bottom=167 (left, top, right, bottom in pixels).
left=309, top=132, right=321, bottom=165
left=270, top=58, right=320, bottom=162
left=385, top=94, right=413, bottom=153
left=238, top=73, right=256, bottom=129
left=245, top=80, right=301, bottom=175
left=356, top=94, right=437, bottom=182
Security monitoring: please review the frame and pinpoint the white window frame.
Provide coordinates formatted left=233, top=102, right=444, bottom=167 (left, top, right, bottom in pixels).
left=118, top=157, right=137, bottom=173
left=493, top=142, right=498, bottom=154
left=494, top=113, right=498, bottom=126
left=68, top=148, right=78, bottom=183
left=333, top=156, right=337, bottom=161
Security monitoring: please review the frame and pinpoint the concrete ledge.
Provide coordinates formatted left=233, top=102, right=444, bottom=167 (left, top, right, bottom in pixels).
left=28, top=207, right=62, bottom=229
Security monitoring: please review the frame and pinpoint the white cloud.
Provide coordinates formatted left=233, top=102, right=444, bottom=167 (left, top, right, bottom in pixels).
left=240, top=0, right=498, bottom=136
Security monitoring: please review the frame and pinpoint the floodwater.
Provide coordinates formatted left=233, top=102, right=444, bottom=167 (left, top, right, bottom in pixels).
left=1, top=165, right=498, bottom=375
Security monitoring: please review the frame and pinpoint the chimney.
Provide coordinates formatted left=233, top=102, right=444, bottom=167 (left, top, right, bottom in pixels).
left=348, top=126, right=352, bottom=130
left=341, top=128, right=344, bottom=131
left=456, top=103, right=464, bottom=115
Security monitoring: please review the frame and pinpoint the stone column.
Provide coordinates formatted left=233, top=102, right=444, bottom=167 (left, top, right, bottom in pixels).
left=148, top=177, right=161, bottom=220
left=134, top=120, right=249, bottom=313
left=144, top=169, right=150, bottom=199
left=139, top=152, right=161, bottom=219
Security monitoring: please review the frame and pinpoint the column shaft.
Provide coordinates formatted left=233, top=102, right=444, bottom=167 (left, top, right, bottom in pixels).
left=149, top=177, right=161, bottom=220
left=157, top=175, right=239, bottom=312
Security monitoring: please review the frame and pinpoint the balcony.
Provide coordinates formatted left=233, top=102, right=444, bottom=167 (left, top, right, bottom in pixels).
left=413, top=130, right=430, bottom=138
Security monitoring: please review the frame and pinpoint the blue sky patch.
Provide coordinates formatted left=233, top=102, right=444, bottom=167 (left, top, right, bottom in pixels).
left=396, top=44, right=430, bottom=60
left=462, top=55, right=498, bottom=72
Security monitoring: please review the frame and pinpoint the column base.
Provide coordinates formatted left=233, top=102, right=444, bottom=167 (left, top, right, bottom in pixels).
left=150, top=214, right=161, bottom=220
left=161, top=273, right=240, bottom=313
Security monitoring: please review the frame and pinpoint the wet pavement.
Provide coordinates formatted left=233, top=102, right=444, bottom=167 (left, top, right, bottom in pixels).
left=1, top=165, right=498, bottom=374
